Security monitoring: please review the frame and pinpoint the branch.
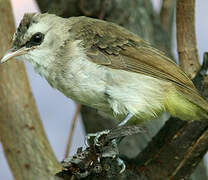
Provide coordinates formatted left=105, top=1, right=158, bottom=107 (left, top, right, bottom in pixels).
left=160, top=0, right=175, bottom=32
left=176, top=0, right=200, bottom=79
left=159, top=0, right=176, bottom=57
left=65, top=104, right=81, bottom=158
left=135, top=118, right=208, bottom=179
left=133, top=1, right=208, bottom=179
left=0, top=0, right=61, bottom=179
left=56, top=126, right=146, bottom=180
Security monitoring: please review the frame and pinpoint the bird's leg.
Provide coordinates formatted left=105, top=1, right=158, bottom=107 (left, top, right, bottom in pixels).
left=85, top=129, right=110, bottom=147
left=85, top=113, right=134, bottom=146
left=85, top=113, right=134, bottom=173
left=118, top=113, right=134, bottom=127
left=112, top=113, right=134, bottom=145
left=95, top=113, right=134, bottom=145
left=112, top=113, right=133, bottom=173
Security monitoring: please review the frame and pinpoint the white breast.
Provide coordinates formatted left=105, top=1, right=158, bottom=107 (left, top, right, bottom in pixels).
left=54, top=53, right=168, bottom=120
left=57, top=56, right=110, bottom=111
left=33, top=40, right=168, bottom=120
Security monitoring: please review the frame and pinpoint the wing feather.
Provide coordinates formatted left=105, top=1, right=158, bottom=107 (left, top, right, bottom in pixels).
left=71, top=17, right=208, bottom=112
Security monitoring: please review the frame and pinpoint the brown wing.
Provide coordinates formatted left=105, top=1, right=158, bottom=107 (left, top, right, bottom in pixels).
left=71, top=17, right=208, bottom=111
left=72, top=17, right=195, bottom=90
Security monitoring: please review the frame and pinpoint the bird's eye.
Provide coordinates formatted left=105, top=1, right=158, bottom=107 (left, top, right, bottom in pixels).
left=31, top=32, right=44, bottom=44
left=26, top=32, right=44, bottom=47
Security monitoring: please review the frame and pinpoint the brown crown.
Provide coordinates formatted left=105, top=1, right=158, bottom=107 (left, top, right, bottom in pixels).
left=13, top=13, right=37, bottom=48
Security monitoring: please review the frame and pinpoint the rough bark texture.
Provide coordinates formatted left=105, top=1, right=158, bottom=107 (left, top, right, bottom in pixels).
left=176, top=0, right=201, bottom=79
left=0, top=0, right=61, bottom=179
left=134, top=117, right=208, bottom=180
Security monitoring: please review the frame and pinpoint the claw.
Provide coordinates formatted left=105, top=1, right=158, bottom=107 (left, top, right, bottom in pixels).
left=94, top=130, right=110, bottom=146
left=85, top=130, right=110, bottom=147
left=85, top=129, right=126, bottom=173
left=116, top=157, right=126, bottom=173
left=85, top=132, right=97, bottom=147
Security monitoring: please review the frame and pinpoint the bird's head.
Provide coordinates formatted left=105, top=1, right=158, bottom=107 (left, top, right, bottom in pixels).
left=1, top=13, right=69, bottom=68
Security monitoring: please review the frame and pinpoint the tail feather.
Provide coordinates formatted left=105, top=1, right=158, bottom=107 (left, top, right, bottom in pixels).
left=177, top=86, right=208, bottom=113
left=164, top=86, right=208, bottom=121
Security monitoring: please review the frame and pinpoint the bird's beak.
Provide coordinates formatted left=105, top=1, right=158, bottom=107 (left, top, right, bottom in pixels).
left=0, top=46, right=29, bottom=63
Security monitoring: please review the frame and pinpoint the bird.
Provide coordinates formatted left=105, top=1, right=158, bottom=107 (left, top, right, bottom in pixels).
left=1, top=13, right=208, bottom=145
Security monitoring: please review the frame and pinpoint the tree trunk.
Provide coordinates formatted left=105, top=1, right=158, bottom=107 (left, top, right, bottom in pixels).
left=0, top=0, right=61, bottom=179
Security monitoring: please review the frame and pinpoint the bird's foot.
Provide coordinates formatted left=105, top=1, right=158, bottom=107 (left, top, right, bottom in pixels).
left=85, top=129, right=110, bottom=147
left=57, top=126, right=144, bottom=178
left=85, top=129, right=126, bottom=173
left=116, top=156, right=126, bottom=173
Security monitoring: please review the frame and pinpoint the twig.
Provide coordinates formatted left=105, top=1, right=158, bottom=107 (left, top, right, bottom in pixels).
left=176, top=0, right=200, bottom=79
left=193, top=52, right=208, bottom=93
left=160, top=0, right=175, bottom=31
left=64, top=104, right=82, bottom=158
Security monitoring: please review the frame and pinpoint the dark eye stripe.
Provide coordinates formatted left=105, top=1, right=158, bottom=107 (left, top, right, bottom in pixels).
left=25, top=32, right=44, bottom=48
